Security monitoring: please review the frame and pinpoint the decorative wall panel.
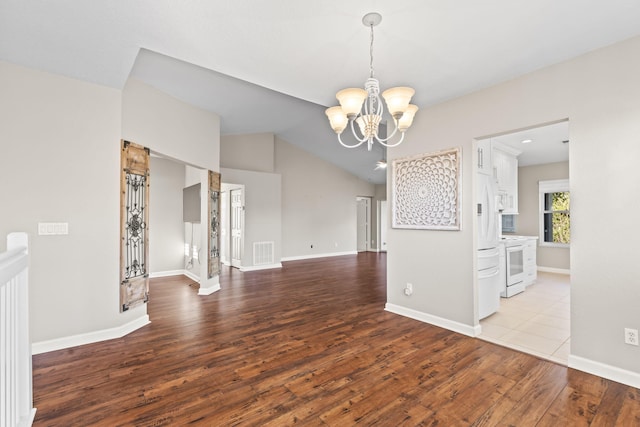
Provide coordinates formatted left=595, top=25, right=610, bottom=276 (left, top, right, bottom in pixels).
left=392, top=147, right=461, bottom=230
left=208, top=171, right=221, bottom=279
left=120, top=140, right=150, bottom=312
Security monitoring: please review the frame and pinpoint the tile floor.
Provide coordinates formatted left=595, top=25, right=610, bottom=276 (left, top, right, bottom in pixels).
left=479, top=271, right=570, bottom=365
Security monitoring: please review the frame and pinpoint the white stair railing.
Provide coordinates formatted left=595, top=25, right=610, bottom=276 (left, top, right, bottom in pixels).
left=1, top=232, right=36, bottom=427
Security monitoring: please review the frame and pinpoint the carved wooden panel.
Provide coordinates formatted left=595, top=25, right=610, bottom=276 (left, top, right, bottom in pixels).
left=208, top=171, right=221, bottom=279
left=120, top=140, right=150, bottom=312
left=392, top=147, right=461, bottom=230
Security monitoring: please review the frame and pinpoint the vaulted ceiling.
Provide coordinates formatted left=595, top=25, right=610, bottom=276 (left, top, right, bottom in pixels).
left=2, top=1, right=639, bottom=183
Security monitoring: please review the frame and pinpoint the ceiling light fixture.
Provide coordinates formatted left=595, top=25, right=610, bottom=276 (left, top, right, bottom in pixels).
left=521, top=139, right=533, bottom=144
left=325, top=12, right=418, bottom=151
left=375, top=149, right=387, bottom=170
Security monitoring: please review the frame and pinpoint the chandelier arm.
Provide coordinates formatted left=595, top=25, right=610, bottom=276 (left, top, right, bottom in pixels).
left=337, top=132, right=366, bottom=149
left=371, top=117, right=399, bottom=143
left=376, top=132, right=406, bottom=148
left=349, top=117, right=369, bottom=143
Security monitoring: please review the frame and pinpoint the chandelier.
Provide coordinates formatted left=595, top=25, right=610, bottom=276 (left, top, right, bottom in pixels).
left=325, top=12, right=418, bottom=151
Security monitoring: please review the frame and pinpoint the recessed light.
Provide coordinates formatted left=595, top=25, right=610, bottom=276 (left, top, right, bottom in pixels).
left=521, top=139, right=533, bottom=144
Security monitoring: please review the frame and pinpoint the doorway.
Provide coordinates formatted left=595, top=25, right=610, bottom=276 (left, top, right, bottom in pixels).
left=475, top=120, right=571, bottom=364
left=356, top=197, right=371, bottom=252
left=220, top=183, right=245, bottom=269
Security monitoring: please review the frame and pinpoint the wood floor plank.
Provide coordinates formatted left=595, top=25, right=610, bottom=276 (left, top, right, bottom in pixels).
left=31, top=253, right=640, bottom=426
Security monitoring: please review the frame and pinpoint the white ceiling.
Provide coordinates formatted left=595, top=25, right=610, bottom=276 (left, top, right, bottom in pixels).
left=491, top=121, right=569, bottom=167
left=1, top=1, right=639, bottom=183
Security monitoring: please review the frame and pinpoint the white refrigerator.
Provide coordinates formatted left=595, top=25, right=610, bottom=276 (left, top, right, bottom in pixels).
left=477, top=173, right=501, bottom=319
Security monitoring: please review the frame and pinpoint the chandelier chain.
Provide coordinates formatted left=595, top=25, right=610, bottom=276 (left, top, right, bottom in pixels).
left=369, top=22, right=375, bottom=78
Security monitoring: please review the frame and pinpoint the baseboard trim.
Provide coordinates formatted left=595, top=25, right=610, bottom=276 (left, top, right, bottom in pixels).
left=240, top=263, right=283, bottom=272
left=198, top=283, right=221, bottom=296
left=183, top=270, right=200, bottom=282
left=385, top=303, right=480, bottom=337
left=281, top=251, right=357, bottom=262
left=32, top=314, right=150, bottom=355
left=537, top=266, right=571, bottom=275
left=569, top=355, right=640, bottom=389
left=149, top=270, right=185, bottom=278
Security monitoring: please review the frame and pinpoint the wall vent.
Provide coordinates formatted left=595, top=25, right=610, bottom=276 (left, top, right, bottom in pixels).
left=253, top=241, right=275, bottom=266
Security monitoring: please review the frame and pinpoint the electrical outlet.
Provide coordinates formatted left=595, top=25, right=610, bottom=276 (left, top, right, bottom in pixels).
left=624, top=328, right=639, bottom=346
left=404, top=283, right=413, bottom=296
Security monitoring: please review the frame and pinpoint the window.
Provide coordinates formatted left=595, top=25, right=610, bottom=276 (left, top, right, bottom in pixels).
left=539, top=179, right=570, bottom=246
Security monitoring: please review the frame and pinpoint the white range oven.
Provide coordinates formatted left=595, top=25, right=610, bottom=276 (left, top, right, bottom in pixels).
left=500, top=237, right=527, bottom=297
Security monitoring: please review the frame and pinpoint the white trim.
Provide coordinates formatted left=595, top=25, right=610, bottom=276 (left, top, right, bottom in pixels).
left=368, top=249, right=381, bottom=253
left=385, top=303, right=481, bottom=337
left=569, top=355, right=640, bottom=389
left=539, top=179, right=569, bottom=193
left=32, top=315, right=150, bottom=355
left=149, top=269, right=185, bottom=278
left=183, top=270, right=200, bottom=282
left=281, top=251, right=358, bottom=262
left=537, top=266, right=571, bottom=275
left=539, top=178, right=570, bottom=245
left=197, top=282, right=220, bottom=296
left=240, top=263, right=283, bottom=272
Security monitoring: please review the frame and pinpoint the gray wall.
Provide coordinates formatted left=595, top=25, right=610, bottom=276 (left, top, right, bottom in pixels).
left=221, top=168, right=282, bottom=267
left=274, top=137, right=375, bottom=258
left=0, top=63, right=221, bottom=346
left=220, top=133, right=376, bottom=260
left=149, top=156, right=186, bottom=273
left=0, top=61, right=128, bottom=343
left=386, top=35, right=640, bottom=377
left=516, top=161, right=570, bottom=271
left=220, top=132, right=275, bottom=173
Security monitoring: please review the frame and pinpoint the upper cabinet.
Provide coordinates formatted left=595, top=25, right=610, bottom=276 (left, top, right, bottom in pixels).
left=477, top=138, right=493, bottom=176
left=492, top=142, right=521, bottom=214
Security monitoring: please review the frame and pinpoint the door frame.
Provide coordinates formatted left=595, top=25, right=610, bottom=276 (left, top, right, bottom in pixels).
left=356, top=196, right=372, bottom=252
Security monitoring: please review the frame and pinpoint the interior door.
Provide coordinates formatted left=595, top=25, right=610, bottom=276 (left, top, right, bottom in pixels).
left=120, top=140, right=150, bottom=312
left=220, top=191, right=229, bottom=265
left=230, top=188, right=243, bottom=268
left=356, top=197, right=370, bottom=252
left=380, top=200, right=387, bottom=252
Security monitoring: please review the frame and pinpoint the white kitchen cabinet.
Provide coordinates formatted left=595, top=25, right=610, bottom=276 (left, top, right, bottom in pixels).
left=492, top=143, right=520, bottom=214
left=477, top=138, right=493, bottom=175
left=523, top=238, right=538, bottom=286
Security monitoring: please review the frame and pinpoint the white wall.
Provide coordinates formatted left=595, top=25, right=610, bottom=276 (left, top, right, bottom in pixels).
left=516, top=161, right=570, bottom=271
left=386, top=35, right=640, bottom=382
left=0, top=61, right=136, bottom=344
left=275, top=137, right=376, bottom=258
left=149, top=156, right=186, bottom=273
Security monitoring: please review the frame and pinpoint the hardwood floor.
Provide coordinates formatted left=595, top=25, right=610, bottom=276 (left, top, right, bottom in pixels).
left=32, top=253, right=640, bottom=426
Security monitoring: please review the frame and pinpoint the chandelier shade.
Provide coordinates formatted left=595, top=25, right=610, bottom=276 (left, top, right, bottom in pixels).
left=325, top=12, right=418, bottom=151
left=325, top=106, right=349, bottom=134
left=336, top=88, right=368, bottom=117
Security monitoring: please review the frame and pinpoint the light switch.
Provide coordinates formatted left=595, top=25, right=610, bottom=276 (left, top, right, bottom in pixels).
left=38, top=222, right=69, bottom=235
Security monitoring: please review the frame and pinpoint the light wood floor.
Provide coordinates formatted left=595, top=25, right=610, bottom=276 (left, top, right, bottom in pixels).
left=32, top=253, right=640, bottom=426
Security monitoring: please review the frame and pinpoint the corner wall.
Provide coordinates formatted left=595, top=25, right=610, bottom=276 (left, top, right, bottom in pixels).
left=275, top=138, right=376, bottom=258
left=386, top=35, right=640, bottom=385
left=0, top=61, right=136, bottom=346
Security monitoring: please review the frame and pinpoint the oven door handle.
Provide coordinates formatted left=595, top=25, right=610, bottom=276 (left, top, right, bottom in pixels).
left=506, top=245, right=524, bottom=252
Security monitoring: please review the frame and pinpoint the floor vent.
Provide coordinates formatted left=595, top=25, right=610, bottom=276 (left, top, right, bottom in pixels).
left=253, top=241, right=275, bottom=266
